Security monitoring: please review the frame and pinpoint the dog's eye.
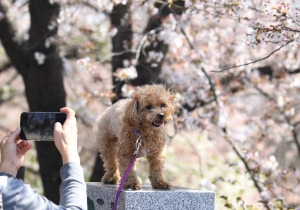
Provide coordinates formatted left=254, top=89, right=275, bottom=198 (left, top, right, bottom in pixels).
left=146, top=105, right=152, bottom=109
left=161, top=104, right=165, bottom=108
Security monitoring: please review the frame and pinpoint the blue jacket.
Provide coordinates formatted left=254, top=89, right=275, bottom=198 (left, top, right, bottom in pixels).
left=0, top=162, right=87, bottom=210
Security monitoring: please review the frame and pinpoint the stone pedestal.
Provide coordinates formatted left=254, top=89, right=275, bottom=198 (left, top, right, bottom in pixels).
left=86, top=182, right=215, bottom=210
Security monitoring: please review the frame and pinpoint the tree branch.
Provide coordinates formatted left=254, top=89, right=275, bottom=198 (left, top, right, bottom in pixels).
left=99, top=49, right=136, bottom=63
left=6, top=71, right=19, bottom=85
left=222, top=127, right=271, bottom=210
left=0, top=61, right=12, bottom=73
left=81, top=1, right=99, bottom=12
left=285, top=68, right=300, bottom=75
left=237, top=75, right=300, bottom=159
left=286, top=16, right=300, bottom=27
left=171, top=7, right=219, bottom=105
left=212, top=40, right=293, bottom=73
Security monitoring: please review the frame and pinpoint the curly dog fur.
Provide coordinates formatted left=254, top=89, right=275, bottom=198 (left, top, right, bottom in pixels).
left=96, top=84, right=176, bottom=190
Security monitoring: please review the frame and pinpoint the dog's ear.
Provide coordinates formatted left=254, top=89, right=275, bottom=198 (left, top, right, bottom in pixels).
left=123, top=97, right=139, bottom=126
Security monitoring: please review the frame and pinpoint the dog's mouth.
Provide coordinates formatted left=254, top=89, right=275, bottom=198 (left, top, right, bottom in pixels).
left=152, top=120, right=164, bottom=127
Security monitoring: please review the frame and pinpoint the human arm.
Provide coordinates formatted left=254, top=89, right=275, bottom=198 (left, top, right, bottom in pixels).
left=59, top=162, right=87, bottom=209
left=54, top=107, right=87, bottom=209
left=0, top=107, right=86, bottom=209
left=0, top=172, right=59, bottom=209
left=54, top=107, right=80, bottom=165
left=0, top=162, right=86, bottom=210
left=0, top=128, right=59, bottom=209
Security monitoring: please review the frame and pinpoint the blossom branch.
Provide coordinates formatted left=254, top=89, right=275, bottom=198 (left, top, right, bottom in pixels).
left=238, top=75, right=300, bottom=159
left=200, top=67, right=219, bottom=105
left=135, top=29, right=156, bottom=62
left=167, top=120, right=178, bottom=141
left=82, top=1, right=99, bottom=12
left=285, top=68, right=300, bottom=74
left=99, top=49, right=136, bottom=63
left=170, top=7, right=219, bottom=105
left=222, top=127, right=271, bottom=210
left=286, top=16, right=300, bottom=27
left=212, top=40, right=293, bottom=73
left=281, top=26, right=300, bottom=33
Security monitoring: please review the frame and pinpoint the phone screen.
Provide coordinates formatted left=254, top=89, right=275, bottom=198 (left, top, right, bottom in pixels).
left=20, top=112, right=66, bottom=141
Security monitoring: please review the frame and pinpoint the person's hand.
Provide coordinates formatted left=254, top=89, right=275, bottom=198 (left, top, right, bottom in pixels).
left=0, top=127, right=32, bottom=176
left=54, top=107, right=80, bottom=165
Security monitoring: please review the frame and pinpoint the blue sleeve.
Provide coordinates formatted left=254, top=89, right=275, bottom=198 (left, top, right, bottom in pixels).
left=0, top=172, right=59, bottom=209
left=59, top=162, right=87, bottom=210
left=0, top=162, right=87, bottom=210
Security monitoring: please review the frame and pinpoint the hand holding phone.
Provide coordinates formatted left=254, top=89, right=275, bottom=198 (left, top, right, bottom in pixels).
left=20, top=112, right=67, bottom=141
left=53, top=107, right=80, bottom=165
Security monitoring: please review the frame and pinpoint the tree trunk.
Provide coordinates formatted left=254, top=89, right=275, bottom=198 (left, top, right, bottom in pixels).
left=110, top=3, right=133, bottom=100
left=0, top=0, right=65, bottom=204
left=89, top=3, right=132, bottom=182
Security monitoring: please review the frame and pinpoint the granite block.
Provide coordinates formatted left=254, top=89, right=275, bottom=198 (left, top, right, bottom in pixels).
left=86, top=182, right=215, bottom=210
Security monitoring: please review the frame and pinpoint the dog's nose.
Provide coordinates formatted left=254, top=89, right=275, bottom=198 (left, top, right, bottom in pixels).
left=157, top=113, right=164, bottom=120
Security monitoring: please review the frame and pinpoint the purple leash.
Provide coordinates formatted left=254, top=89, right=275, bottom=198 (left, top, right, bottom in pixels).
left=113, top=128, right=142, bottom=210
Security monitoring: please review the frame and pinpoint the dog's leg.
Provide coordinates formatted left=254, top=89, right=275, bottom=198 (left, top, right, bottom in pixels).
left=118, top=154, right=142, bottom=190
left=99, top=137, right=120, bottom=184
left=147, top=155, right=172, bottom=189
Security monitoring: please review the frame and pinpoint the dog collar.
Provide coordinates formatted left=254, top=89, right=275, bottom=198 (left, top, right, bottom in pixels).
left=133, top=127, right=141, bottom=136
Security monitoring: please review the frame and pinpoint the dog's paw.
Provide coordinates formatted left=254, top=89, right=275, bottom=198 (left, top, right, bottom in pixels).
left=102, top=174, right=120, bottom=184
left=151, top=181, right=172, bottom=189
left=123, top=181, right=142, bottom=190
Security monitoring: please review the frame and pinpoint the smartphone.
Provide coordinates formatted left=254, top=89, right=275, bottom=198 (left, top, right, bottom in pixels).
left=20, top=112, right=67, bottom=141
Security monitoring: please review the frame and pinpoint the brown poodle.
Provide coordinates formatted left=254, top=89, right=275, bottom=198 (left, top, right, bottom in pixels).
left=96, top=84, right=177, bottom=190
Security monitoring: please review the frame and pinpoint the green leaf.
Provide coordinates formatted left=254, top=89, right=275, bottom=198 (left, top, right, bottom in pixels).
left=220, top=195, right=228, bottom=200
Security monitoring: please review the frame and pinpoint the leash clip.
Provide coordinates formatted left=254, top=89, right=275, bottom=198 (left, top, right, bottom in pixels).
left=134, top=136, right=142, bottom=155
left=133, top=128, right=142, bottom=155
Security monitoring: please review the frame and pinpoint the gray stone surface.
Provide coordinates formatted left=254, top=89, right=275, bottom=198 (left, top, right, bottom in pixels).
left=86, top=182, right=215, bottom=210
